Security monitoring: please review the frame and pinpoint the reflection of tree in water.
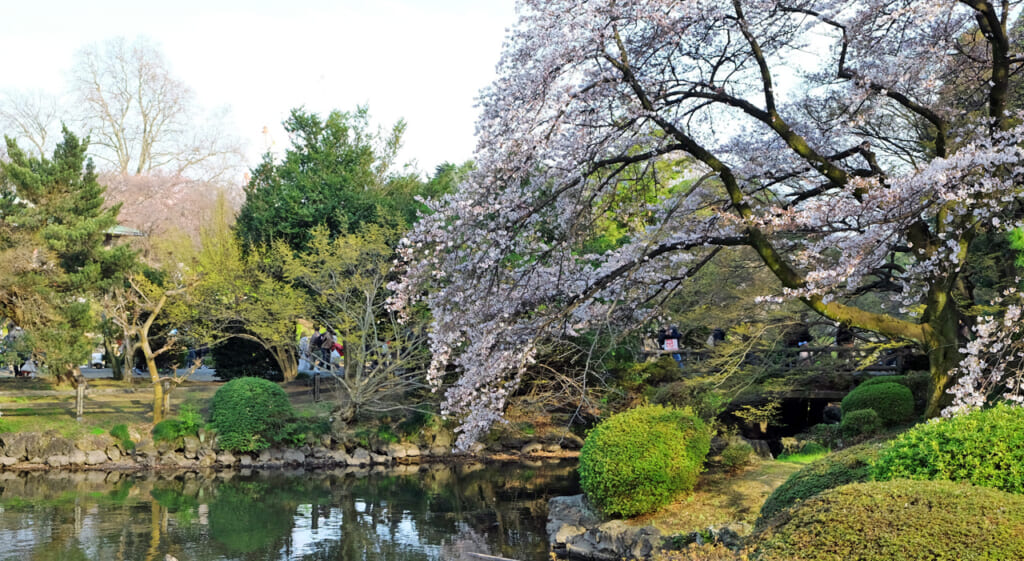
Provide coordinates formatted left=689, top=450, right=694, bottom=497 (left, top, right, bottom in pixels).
left=0, top=461, right=578, bottom=561
left=208, top=476, right=330, bottom=556
left=441, top=523, right=493, bottom=561
left=292, top=462, right=576, bottom=561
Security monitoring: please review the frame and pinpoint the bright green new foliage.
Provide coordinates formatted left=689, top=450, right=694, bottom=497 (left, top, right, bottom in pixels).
left=578, top=405, right=710, bottom=517
left=754, top=480, right=1024, bottom=561
left=873, top=403, right=1024, bottom=493
left=840, top=382, right=913, bottom=425
left=210, top=377, right=295, bottom=452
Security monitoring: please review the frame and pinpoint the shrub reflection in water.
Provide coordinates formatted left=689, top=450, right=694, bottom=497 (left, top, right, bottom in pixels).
left=0, top=461, right=578, bottom=561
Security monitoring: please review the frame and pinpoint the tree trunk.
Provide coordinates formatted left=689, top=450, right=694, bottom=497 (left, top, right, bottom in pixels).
left=141, top=341, right=163, bottom=423
left=922, top=301, right=962, bottom=419
left=273, top=346, right=298, bottom=382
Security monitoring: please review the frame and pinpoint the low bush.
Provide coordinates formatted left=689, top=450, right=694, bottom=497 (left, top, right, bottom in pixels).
left=753, top=480, right=1024, bottom=560
left=152, top=420, right=185, bottom=443
left=650, top=379, right=729, bottom=421
left=209, top=377, right=295, bottom=452
left=840, top=382, right=913, bottom=425
left=578, top=405, right=711, bottom=517
left=109, top=424, right=135, bottom=451
left=152, top=404, right=204, bottom=443
left=839, top=408, right=881, bottom=438
left=758, top=443, right=879, bottom=522
left=873, top=403, right=1024, bottom=493
left=651, top=544, right=749, bottom=561
left=801, top=423, right=840, bottom=449
left=720, top=440, right=756, bottom=471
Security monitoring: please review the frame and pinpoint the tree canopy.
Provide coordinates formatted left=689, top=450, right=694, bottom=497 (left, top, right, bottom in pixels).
left=235, top=107, right=422, bottom=252
left=394, top=0, right=1024, bottom=447
left=0, top=127, right=137, bottom=382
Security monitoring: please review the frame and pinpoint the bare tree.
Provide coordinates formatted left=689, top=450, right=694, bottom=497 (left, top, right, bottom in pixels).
left=70, top=36, right=244, bottom=181
left=278, top=225, right=432, bottom=422
left=0, top=89, right=62, bottom=158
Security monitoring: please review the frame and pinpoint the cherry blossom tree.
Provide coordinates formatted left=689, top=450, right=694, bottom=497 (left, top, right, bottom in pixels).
left=393, top=0, right=1024, bottom=447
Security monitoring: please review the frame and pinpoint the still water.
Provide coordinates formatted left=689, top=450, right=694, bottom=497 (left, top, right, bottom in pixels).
left=0, top=460, right=578, bottom=561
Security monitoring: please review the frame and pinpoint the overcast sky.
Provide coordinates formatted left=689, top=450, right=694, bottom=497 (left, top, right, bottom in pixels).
left=0, top=0, right=518, bottom=180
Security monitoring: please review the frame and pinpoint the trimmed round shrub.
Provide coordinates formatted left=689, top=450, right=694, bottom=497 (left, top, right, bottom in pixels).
left=840, top=382, right=913, bottom=425
left=578, top=405, right=711, bottom=517
left=753, top=480, right=1024, bottom=560
left=856, top=372, right=930, bottom=413
left=840, top=408, right=881, bottom=438
left=758, top=442, right=880, bottom=523
left=873, top=403, right=1024, bottom=493
left=210, top=377, right=295, bottom=452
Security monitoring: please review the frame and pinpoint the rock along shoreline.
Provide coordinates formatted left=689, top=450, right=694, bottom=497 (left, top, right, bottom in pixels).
left=0, top=429, right=582, bottom=472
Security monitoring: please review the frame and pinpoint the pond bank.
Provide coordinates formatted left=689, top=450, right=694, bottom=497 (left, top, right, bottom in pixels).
left=0, top=428, right=581, bottom=472
left=547, top=460, right=803, bottom=560
left=0, top=460, right=579, bottom=561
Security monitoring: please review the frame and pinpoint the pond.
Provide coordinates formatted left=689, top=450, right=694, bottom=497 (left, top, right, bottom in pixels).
left=0, top=460, right=579, bottom=561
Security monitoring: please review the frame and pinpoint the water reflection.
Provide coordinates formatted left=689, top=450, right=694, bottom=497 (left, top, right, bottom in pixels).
left=0, top=461, right=578, bottom=561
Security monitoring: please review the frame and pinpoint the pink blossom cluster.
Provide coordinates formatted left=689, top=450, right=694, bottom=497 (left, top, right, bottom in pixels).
left=945, top=288, right=1024, bottom=416
left=391, top=0, right=1024, bottom=444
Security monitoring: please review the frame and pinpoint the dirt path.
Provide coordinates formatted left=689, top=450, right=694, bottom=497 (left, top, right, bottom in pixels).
left=632, top=460, right=804, bottom=534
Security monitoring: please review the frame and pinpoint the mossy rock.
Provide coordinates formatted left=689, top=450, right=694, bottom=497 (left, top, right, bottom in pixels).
left=753, top=480, right=1024, bottom=560
left=758, top=443, right=880, bottom=523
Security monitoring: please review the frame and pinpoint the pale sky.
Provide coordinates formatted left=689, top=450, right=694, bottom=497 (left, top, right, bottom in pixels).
left=0, top=0, right=519, bottom=179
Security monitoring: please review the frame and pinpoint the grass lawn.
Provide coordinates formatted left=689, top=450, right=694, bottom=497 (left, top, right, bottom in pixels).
left=0, top=376, right=330, bottom=440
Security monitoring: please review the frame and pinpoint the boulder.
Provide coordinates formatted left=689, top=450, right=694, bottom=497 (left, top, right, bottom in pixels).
left=744, top=438, right=774, bottom=459
left=468, top=442, right=486, bottom=455
left=0, top=456, right=18, bottom=467
left=258, top=448, right=284, bottom=463
left=385, top=442, right=407, bottom=459
left=543, top=443, right=562, bottom=453
left=311, top=446, right=330, bottom=459
left=282, top=449, right=306, bottom=465
left=547, top=494, right=604, bottom=541
left=0, top=432, right=33, bottom=459
left=135, top=439, right=158, bottom=458
left=559, top=432, right=585, bottom=450
left=197, top=453, right=216, bottom=468
left=370, top=453, right=390, bottom=465
left=160, top=452, right=191, bottom=467
left=564, top=521, right=663, bottom=561
left=106, top=445, right=123, bottom=462
left=328, top=449, right=351, bottom=465
left=350, top=448, right=371, bottom=466
left=46, top=455, right=70, bottom=468
left=182, top=436, right=201, bottom=459
left=521, top=441, right=544, bottom=455
left=68, top=450, right=88, bottom=466
left=75, top=435, right=110, bottom=453
left=216, top=452, right=237, bottom=466
left=39, top=431, right=77, bottom=459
